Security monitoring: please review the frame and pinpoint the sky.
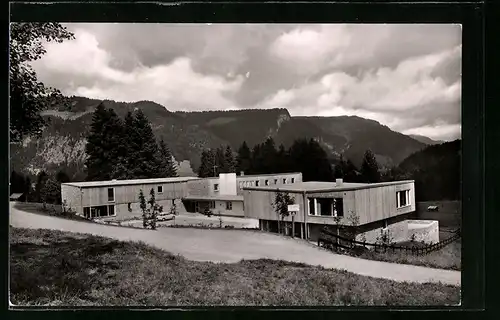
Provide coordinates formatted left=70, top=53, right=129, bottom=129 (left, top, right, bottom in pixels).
left=31, top=23, right=462, bottom=141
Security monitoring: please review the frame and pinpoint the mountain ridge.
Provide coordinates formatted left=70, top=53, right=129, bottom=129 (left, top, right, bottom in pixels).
left=10, top=96, right=430, bottom=180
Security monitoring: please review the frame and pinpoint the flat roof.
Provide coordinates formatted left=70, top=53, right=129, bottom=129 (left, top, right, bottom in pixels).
left=183, top=195, right=244, bottom=202
left=243, top=180, right=415, bottom=193
left=201, top=172, right=302, bottom=180
left=63, top=177, right=200, bottom=188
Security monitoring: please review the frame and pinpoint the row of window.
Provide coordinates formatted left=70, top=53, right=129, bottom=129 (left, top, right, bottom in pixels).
left=107, top=185, right=168, bottom=203
left=307, top=198, right=344, bottom=217
left=83, top=205, right=115, bottom=219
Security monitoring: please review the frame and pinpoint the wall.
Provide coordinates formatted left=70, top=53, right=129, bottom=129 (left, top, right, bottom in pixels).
left=407, top=220, right=440, bottom=244
left=80, top=181, right=189, bottom=208
left=212, top=200, right=245, bottom=217
left=355, top=220, right=409, bottom=244
left=243, top=189, right=305, bottom=222
left=186, top=179, right=213, bottom=197
left=61, top=184, right=82, bottom=213
left=353, top=182, right=416, bottom=225
left=219, top=173, right=237, bottom=195
left=236, top=173, right=302, bottom=195
left=415, top=201, right=461, bottom=228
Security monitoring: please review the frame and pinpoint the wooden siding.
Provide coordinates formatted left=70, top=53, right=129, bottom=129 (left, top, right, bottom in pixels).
left=80, top=181, right=190, bottom=207
left=353, top=182, right=415, bottom=225
left=243, top=181, right=416, bottom=226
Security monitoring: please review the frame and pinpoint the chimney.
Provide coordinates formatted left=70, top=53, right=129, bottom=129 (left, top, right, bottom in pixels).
left=336, top=178, right=343, bottom=186
left=240, top=171, right=245, bottom=176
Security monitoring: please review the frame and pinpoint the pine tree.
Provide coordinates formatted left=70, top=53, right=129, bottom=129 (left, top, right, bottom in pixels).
left=35, top=171, right=48, bottom=203
left=224, top=145, right=236, bottom=173
left=344, top=159, right=360, bottom=182
left=127, top=109, right=162, bottom=179
left=55, top=170, right=70, bottom=183
left=198, top=149, right=217, bottom=178
left=361, top=149, right=381, bottom=183
left=215, top=146, right=227, bottom=174
left=157, top=137, right=178, bottom=177
left=261, top=137, right=278, bottom=173
left=236, top=141, right=251, bottom=175
left=276, top=144, right=291, bottom=173
left=85, top=103, right=123, bottom=181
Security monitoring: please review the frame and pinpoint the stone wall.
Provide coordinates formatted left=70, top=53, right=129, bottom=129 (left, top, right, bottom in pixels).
left=407, top=220, right=440, bottom=244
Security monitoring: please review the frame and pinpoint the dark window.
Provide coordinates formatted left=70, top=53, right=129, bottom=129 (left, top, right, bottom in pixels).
left=107, top=188, right=114, bottom=202
left=318, top=198, right=334, bottom=216
left=265, top=180, right=269, bottom=186
left=128, top=203, right=132, bottom=212
left=256, top=180, right=260, bottom=186
left=334, top=198, right=344, bottom=217
left=108, top=205, right=115, bottom=216
left=283, top=178, right=287, bottom=184
left=274, top=179, right=278, bottom=184
left=158, top=186, right=163, bottom=193
left=214, top=184, right=219, bottom=192
left=83, top=207, right=90, bottom=218
left=226, top=201, right=232, bottom=210
left=291, top=178, right=295, bottom=183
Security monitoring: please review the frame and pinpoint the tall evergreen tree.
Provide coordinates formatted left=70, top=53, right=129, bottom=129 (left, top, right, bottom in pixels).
left=126, top=109, right=162, bottom=179
left=360, top=149, right=381, bottom=183
left=198, top=149, right=217, bottom=178
left=236, top=141, right=252, bottom=175
left=288, top=138, right=333, bottom=181
left=276, top=143, right=291, bottom=173
left=344, top=159, right=360, bottom=182
left=250, top=143, right=265, bottom=174
left=157, top=137, right=178, bottom=177
left=261, top=137, right=278, bottom=173
left=215, top=146, right=227, bottom=174
left=224, top=145, right=236, bottom=173
left=35, top=171, right=48, bottom=203
left=85, top=103, right=123, bottom=181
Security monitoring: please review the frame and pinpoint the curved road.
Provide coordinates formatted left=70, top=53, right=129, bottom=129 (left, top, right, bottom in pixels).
left=9, top=202, right=460, bottom=286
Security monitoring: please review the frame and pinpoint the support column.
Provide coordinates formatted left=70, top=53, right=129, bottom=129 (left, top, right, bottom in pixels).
left=300, top=223, right=304, bottom=239
left=314, top=199, right=318, bottom=216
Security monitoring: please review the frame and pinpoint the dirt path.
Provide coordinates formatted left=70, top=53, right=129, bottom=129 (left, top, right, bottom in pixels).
left=9, top=202, right=461, bottom=286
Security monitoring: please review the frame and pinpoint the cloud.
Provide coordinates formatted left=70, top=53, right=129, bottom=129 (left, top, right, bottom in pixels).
left=30, top=23, right=462, bottom=141
left=31, top=28, right=244, bottom=111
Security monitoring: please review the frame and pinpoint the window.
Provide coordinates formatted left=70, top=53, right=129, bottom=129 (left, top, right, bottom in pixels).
left=274, top=179, right=278, bottom=184
left=265, top=180, right=269, bottom=186
left=397, top=190, right=410, bottom=208
left=318, top=198, right=333, bottom=216
left=128, top=203, right=132, bottom=212
left=214, top=184, right=219, bottom=192
left=226, top=201, right=233, bottom=210
left=157, top=186, right=163, bottom=193
left=108, top=205, right=115, bottom=216
left=283, top=178, right=287, bottom=184
left=255, top=180, right=260, bottom=186
left=83, top=207, right=90, bottom=218
left=291, top=178, right=295, bottom=183
left=107, top=188, right=114, bottom=202
left=308, top=199, right=316, bottom=215
left=333, top=198, right=344, bottom=217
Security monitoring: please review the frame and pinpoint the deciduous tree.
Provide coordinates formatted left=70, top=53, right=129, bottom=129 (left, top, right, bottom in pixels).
left=10, top=23, right=74, bottom=142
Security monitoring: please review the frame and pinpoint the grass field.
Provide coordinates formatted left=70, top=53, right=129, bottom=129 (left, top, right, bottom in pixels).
left=10, top=227, right=460, bottom=307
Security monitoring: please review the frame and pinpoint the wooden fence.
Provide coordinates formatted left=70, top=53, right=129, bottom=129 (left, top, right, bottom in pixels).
left=318, top=227, right=461, bottom=256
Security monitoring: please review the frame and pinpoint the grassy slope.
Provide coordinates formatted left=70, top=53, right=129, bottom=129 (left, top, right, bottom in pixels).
left=10, top=228, right=460, bottom=307
left=350, top=239, right=461, bottom=271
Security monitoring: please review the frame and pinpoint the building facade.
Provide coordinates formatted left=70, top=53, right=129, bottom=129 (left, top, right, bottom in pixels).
left=182, top=172, right=302, bottom=217
left=242, top=179, right=416, bottom=242
left=61, top=177, right=199, bottom=220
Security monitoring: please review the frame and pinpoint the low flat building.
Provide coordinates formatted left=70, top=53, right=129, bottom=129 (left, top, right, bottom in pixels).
left=242, top=179, right=417, bottom=242
left=184, top=172, right=302, bottom=217
left=61, top=177, right=199, bottom=220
